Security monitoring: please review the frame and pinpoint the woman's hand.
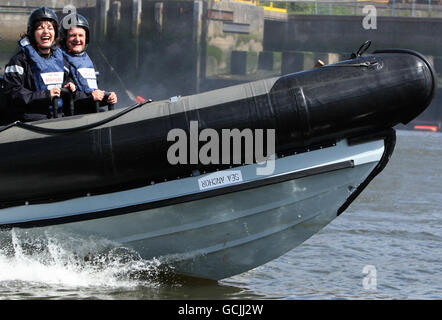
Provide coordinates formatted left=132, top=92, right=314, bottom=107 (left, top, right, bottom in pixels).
left=64, top=82, right=76, bottom=92
left=49, top=87, right=61, bottom=99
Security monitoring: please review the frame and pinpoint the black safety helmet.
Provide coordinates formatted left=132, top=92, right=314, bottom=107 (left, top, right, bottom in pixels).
left=60, top=14, right=90, bottom=46
left=27, top=7, right=59, bottom=44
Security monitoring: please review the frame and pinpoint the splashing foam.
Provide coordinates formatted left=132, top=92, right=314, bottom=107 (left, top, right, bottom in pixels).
left=0, top=229, right=167, bottom=289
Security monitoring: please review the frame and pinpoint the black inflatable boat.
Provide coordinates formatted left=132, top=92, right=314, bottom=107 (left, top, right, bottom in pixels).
left=0, top=47, right=435, bottom=280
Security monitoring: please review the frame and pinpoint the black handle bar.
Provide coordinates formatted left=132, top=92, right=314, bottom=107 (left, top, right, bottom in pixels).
left=52, top=88, right=74, bottom=118
left=95, top=91, right=115, bottom=113
left=52, top=89, right=115, bottom=118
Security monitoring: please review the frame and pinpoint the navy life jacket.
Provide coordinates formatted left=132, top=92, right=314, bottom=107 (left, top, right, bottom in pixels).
left=62, top=50, right=98, bottom=94
left=19, top=37, right=65, bottom=110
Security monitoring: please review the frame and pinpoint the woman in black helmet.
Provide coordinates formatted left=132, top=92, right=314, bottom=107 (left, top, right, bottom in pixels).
left=60, top=13, right=117, bottom=114
left=2, top=7, right=77, bottom=123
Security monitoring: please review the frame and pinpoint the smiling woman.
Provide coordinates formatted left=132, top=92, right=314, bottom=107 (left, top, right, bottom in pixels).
left=26, top=7, right=59, bottom=49
left=33, top=21, right=56, bottom=55
left=1, top=6, right=77, bottom=123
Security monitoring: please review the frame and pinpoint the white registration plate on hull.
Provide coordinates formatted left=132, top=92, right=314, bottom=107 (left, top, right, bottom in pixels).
left=198, top=170, right=243, bottom=191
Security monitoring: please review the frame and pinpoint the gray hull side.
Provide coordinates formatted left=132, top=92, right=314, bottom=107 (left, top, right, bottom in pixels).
left=0, top=136, right=387, bottom=280
left=123, top=163, right=376, bottom=280
left=47, top=162, right=375, bottom=280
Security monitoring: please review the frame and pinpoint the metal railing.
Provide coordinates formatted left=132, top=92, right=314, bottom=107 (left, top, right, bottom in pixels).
left=292, top=1, right=442, bottom=18
left=214, top=0, right=442, bottom=18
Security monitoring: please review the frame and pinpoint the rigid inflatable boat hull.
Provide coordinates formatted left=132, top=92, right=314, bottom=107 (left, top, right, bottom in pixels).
left=0, top=132, right=393, bottom=280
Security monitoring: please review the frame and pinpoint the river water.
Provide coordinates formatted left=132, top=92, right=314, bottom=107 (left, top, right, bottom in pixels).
left=0, top=130, right=440, bottom=300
